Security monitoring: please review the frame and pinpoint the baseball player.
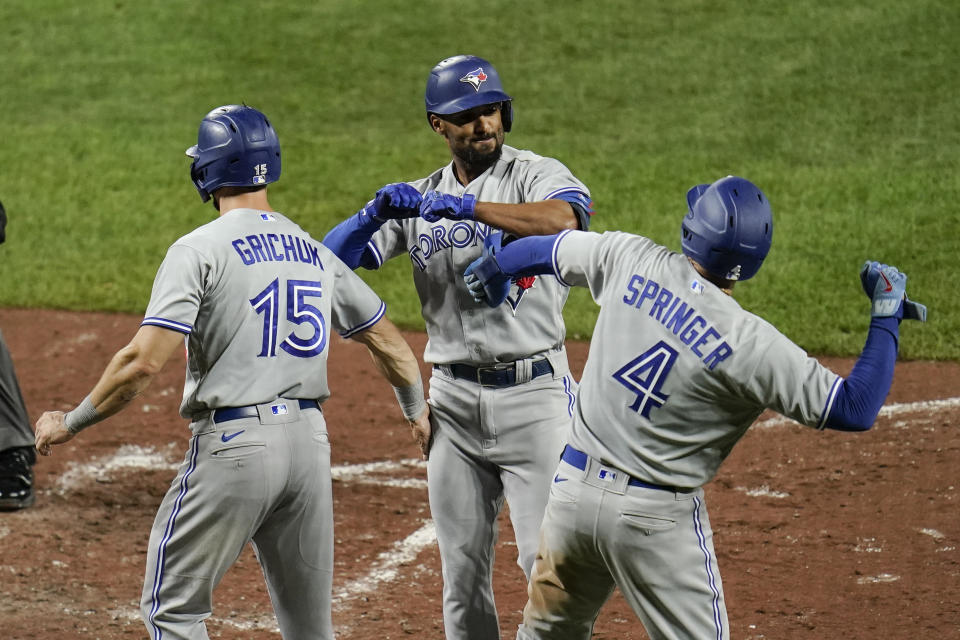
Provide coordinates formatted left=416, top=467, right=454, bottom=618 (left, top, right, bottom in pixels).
left=463, top=175, right=927, bottom=639
left=0, top=200, right=38, bottom=511
left=34, top=105, right=430, bottom=640
left=322, top=55, right=594, bottom=639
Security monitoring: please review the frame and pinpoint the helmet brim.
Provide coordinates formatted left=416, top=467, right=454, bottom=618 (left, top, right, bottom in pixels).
left=429, top=91, right=512, bottom=116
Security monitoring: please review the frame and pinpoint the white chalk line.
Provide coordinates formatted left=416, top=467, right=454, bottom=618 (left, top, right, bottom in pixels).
left=735, top=485, right=790, bottom=499
left=333, top=519, right=437, bottom=604
left=55, top=444, right=179, bottom=494
left=754, top=396, right=960, bottom=429
left=332, top=458, right=427, bottom=490
left=857, top=573, right=901, bottom=584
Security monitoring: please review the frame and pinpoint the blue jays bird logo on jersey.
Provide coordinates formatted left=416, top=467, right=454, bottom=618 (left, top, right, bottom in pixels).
left=459, top=68, right=488, bottom=91
left=507, top=276, right=536, bottom=316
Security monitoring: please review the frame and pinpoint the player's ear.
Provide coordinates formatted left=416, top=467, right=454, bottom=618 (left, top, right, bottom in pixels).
left=429, top=114, right=446, bottom=136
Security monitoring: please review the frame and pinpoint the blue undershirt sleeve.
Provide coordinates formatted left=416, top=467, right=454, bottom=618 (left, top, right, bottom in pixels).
left=321, top=202, right=384, bottom=270
left=822, top=316, right=899, bottom=431
left=498, top=234, right=561, bottom=278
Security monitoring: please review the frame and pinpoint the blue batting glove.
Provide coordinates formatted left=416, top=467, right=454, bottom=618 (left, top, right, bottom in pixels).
left=371, top=183, right=422, bottom=221
left=463, top=232, right=510, bottom=307
left=419, top=191, right=477, bottom=223
left=859, top=261, right=908, bottom=319
left=902, top=297, right=927, bottom=322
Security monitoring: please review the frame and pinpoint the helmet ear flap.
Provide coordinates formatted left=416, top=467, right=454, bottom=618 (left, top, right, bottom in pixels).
left=501, top=101, right=513, bottom=132
left=189, top=159, right=211, bottom=202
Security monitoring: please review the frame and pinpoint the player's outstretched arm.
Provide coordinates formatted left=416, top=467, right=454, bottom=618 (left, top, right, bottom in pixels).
left=463, top=232, right=569, bottom=306
left=35, top=325, right=185, bottom=455
left=822, top=261, right=927, bottom=432
left=322, top=183, right=422, bottom=270
left=349, top=315, right=431, bottom=459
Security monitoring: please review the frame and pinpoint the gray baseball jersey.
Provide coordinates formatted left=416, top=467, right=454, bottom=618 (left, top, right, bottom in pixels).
left=357, top=145, right=589, bottom=640
left=143, top=208, right=385, bottom=418
left=519, top=229, right=842, bottom=640
left=138, top=207, right=384, bottom=640
left=555, top=230, right=840, bottom=488
left=364, top=144, right=590, bottom=365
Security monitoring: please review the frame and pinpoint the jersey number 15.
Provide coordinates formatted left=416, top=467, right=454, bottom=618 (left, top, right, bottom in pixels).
left=250, top=278, right=326, bottom=358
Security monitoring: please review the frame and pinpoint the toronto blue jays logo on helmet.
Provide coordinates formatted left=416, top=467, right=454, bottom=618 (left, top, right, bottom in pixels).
left=459, top=67, right=488, bottom=92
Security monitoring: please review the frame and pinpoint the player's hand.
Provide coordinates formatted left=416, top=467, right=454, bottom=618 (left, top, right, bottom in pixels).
left=371, top=183, right=422, bottom=221
left=409, top=406, right=433, bottom=461
left=859, top=261, right=927, bottom=322
left=419, top=191, right=476, bottom=223
left=463, top=232, right=511, bottom=307
left=34, top=411, right=75, bottom=456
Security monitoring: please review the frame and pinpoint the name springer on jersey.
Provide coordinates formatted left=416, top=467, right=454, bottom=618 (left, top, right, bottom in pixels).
left=622, top=274, right=733, bottom=370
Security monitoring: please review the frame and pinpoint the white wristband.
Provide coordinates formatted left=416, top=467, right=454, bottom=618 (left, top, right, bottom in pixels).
left=393, top=377, right=427, bottom=421
left=64, top=396, right=102, bottom=434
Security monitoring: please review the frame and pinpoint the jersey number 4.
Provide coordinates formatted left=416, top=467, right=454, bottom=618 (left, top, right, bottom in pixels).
left=250, top=278, right=326, bottom=358
left=612, top=341, right=678, bottom=418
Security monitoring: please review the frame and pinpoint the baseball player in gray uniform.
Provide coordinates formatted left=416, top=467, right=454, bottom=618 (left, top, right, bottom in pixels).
left=322, top=55, right=594, bottom=639
left=34, top=105, right=430, bottom=640
left=0, top=199, right=39, bottom=511
left=463, top=175, right=927, bottom=639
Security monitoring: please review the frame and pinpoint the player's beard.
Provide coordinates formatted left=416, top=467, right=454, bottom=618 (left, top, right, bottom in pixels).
left=456, top=135, right=503, bottom=174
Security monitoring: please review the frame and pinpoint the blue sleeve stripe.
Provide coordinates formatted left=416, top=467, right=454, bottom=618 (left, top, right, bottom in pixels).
left=544, top=187, right=589, bottom=201
left=366, top=240, right=384, bottom=268
left=816, top=375, right=843, bottom=430
left=141, top=317, right=192, bottom=334
left=339, top=301, right=386, bottom=338
left=551, top=229, right=575, bottom=287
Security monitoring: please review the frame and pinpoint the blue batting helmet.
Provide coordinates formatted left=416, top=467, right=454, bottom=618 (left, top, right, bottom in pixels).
left=186, top=105, right=281, bottom=203
left=680, top=176, right=773, bottom=281
left=425, top=55, right=513, bottom=131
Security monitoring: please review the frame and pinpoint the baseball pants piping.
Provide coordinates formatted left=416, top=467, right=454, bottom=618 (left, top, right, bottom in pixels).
left=140, top=404, right=333, bottom=640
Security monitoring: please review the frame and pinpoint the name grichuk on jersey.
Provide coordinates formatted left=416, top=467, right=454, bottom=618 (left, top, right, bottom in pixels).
left=364, top=145, right=592, bottom=366
left=554, top=230, right=840, bottom=489
left=142, top=208, right=386, bottom=420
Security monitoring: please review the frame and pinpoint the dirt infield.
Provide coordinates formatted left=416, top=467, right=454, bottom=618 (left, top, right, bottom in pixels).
left=0, top=307, right=957, bottom=639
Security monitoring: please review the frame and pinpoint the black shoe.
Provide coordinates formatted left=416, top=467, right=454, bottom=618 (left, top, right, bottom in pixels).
left=0, top=446, right=36, bottom=511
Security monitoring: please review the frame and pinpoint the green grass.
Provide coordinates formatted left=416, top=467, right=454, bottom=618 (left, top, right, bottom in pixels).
left=0, top=0, right=956, bottom=359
